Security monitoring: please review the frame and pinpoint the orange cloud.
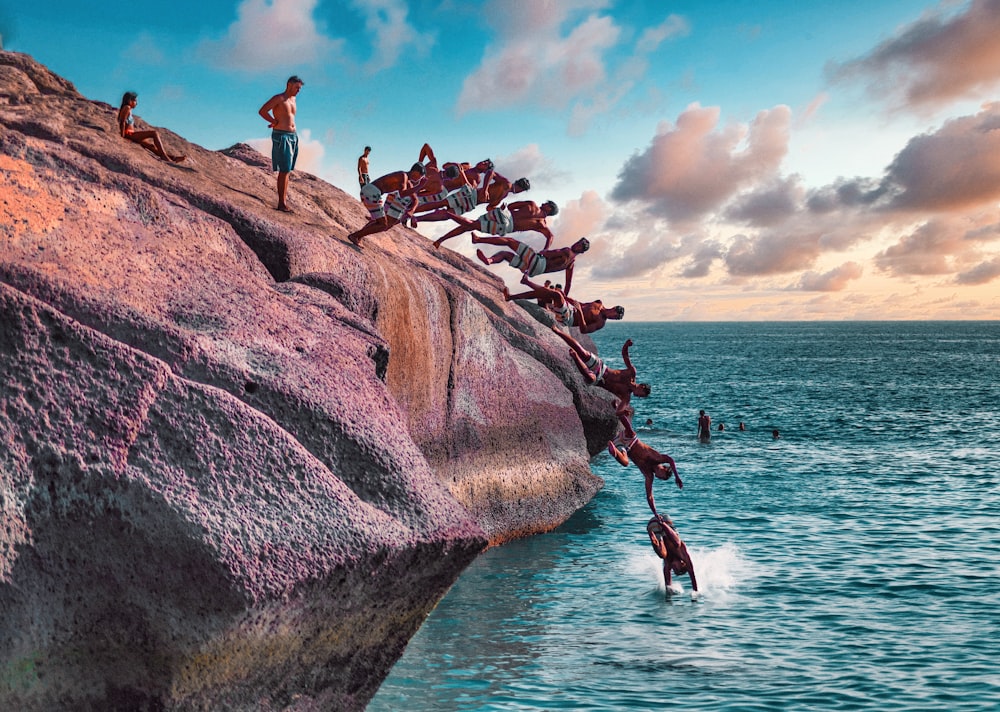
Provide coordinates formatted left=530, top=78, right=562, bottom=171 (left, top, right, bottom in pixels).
left=828, top=0, right=1000, bottom=112
left=875, top=214, right=1000, bottom=280
left=552, top=190, right=607, bottom=243
left=795, top=262, right=864, bottom=292
left=880, top=103, right=1000, bottom=211
left=610, top=104, right=791, bottom=224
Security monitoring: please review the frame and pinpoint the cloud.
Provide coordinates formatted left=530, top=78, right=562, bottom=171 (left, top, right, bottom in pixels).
left=725, top=175, right=803, bottom=227
left=353, top=0, right=432, bottom=74
left=875, top=212, right=1000, bottom=278
left=723, top=229, right=826, bottom=277
left=552, top=190, right=608, bottom=243
left=828, top=0, right=1000, bottom=112
left=588, top=231, right=689, bottom=281
left=494, top=144, right=569, bottom=187
left=956, top=257, right=1000, bottom=284
left=795, top=262, right=863, bottom=291
left=874, top=219, right=965, bottom=276
left=198, top=0, right=341, bottom=72
left=123, top=32, right=167, bottom=66
left=609, top=103, right=791, bottom=224
left=681, top=239, right=724, bottom=278
left=456, top=1, right=687, bottom=129
left=796, top=92, right=828, bottom=126
left=805, top=103, right=1000, bottom=214
left=879, top=102, right=1000, bottom=211
left=636, top=14, right=690, bottom=53
left=457, top=10, right=620, bottom=113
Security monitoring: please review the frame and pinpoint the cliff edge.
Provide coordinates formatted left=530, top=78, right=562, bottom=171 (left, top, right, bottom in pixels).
left=0, top=51, right=615, bottom=710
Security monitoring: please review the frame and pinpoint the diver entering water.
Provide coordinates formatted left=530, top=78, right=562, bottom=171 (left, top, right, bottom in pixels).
left=647, top=516, right=698, bottom=594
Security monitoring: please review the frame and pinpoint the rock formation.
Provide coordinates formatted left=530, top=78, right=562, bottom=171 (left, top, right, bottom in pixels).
left=0, top=51, right=615, bottom=709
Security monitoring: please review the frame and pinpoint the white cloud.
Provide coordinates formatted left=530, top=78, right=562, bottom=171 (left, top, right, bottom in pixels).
left=198, top=0, right=341, bottom=72
left=456, top=1, right=688, bottom=130
left=353, top=0, right=433, bottom=74
left=636, top=14, right=690, bottom=54
left=494, top=144, right=568, bottom=188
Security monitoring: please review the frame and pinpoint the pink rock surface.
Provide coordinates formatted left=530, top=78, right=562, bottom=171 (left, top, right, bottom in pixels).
left=0, top=51, right=614, bottom=709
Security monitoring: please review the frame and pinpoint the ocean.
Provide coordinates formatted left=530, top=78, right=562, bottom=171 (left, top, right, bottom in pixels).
left=368, top=322, right=1000, bottom=711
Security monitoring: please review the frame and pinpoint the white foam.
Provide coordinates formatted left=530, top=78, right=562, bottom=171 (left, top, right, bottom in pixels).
left=625, top=542, right=750, bottom=601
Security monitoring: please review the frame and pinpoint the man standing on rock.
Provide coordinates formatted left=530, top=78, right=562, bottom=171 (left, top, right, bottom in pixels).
left=358, top=145, right=371, bottom=187
left=258, top=76, right=304, bottom=212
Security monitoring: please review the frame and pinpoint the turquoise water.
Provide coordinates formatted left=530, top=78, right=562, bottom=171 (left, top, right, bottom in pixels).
left=369, top=322, right=1000, bottom=711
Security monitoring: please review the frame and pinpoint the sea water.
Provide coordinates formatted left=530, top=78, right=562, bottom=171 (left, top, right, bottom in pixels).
left=368, top=322, right=1000, bottom=711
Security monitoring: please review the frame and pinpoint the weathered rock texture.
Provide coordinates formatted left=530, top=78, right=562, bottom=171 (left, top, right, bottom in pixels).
left=0, top=52, right=615, bottom=709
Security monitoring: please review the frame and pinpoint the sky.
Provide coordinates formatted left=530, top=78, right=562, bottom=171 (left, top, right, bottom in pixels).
left=3, top=0, right=1000, bottom=320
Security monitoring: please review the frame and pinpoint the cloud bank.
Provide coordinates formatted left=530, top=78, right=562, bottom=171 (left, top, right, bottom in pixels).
left=590, top=101, right=1000, bottom=287
left=828, top=0, right=1000, bottom=113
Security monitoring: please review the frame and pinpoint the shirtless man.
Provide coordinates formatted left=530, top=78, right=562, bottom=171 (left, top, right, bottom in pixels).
left=473, top=235, right=589, bottom=296
left=506, top=275, right=625, bottom=334
left=698, top=409, right=712, bottom=442
left=358, top=145, right=371, bottom=187
left=433, top=199, right=558, bottom=250
left=482, top=173, right=531, bottom=211
left=608, top=413, right=683, bottom=521
left=412, top=162, right=530, bottom=225
left=411, top=143, right=452, bottom=218
left=349, top=163, right=426, bottom=245
left=646, top=517, right=698, bottom=594
left=258, top=76, right=304, bottom=212
left=550, top=328, right=651, bottom=415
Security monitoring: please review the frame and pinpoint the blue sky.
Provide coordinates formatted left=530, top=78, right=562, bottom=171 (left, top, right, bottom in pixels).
left=4, top=0, right=1000, bottom=320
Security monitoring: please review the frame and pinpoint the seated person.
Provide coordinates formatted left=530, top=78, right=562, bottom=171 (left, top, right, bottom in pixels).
left=117, top=92, right=186, bottom=163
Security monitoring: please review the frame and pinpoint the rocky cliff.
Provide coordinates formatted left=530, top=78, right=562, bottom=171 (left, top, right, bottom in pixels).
left=0, top=51, right=615, bottom=710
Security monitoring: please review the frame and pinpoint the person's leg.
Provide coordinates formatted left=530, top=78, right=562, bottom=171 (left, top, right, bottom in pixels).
left=568, top=349, right=597, bottom=383
left=412, top=208, right=453, bottom=223
left=277, top=171, right=291, bottom=211
left=504, top=286, right=541, bottom=301
left=607, top=441, right=629, bottom=466
left=549, top=326, right=597, bottom=382
left=522, top=274, right=565, bottom=310
left=410, top=197, right=448, bottom=215
left=476, top=249, right=517, bottom=266
left=470, top=234, right=517, bottom=249
left=349, top=217, right=394, bottom=245
left=129, top=130, right=171, bottom=161
left=433, top=214, right=477, bottom=248
left=549, top=324, right=590, bottom=360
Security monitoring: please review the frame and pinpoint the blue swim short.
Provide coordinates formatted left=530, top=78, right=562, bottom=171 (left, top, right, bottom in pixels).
left=271, top=129, right=299, bottom=173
